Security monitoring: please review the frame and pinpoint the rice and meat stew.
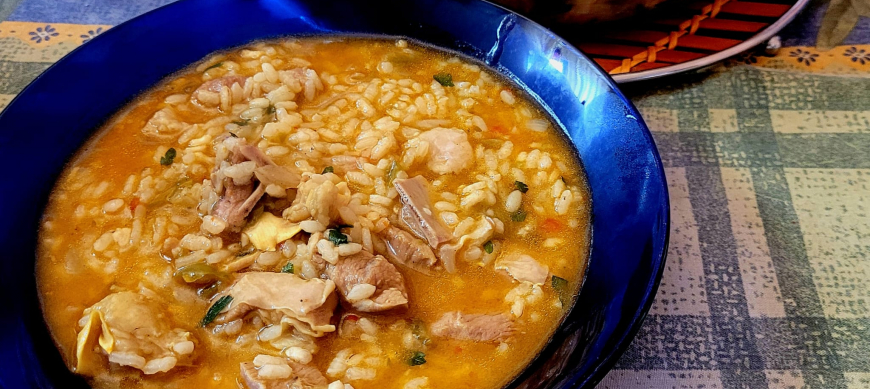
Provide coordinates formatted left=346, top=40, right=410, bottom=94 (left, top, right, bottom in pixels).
left=37, top=38, right=590, bottom=389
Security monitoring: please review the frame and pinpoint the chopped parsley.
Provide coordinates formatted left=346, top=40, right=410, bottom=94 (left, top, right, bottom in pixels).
left=281, top=262, right=295, bottom=274
left=265, top=105, right=276, bottom=115
left=514, top=181, right=529, bottom=193
left=327, top=229, right=349, bottom=245
left=551, top=275, right=570, bottom=306
left=232, top=119, right=249, bottom=126
left=200, top=295, right=233, bottom=327
left=511, top=210, right=527, bottom=222
left=483, top=240, right=494, bottom=254
left=551, top=275, right=568, bottom=290
left=408, top=351, right=427, bottom=366
left=433, top=73, right=454, bottom=87
left=322, top=166, right=334, bottom=174
left=205, top=62, right=223, bottom=71
left=160, top=148, right=177, bottom=166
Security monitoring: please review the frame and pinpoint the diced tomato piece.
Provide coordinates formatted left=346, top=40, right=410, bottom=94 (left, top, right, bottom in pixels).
left=345, top=314, right=359, bottom=322
left=129, top=197, right=140, bottom=212
left=540, top=218, right=563, bottom=233
left=491, top=125, right=508, bottom=134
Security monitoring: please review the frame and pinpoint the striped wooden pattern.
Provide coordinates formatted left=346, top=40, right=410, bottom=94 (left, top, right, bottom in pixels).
left=574, top=0, right=797, bottom=75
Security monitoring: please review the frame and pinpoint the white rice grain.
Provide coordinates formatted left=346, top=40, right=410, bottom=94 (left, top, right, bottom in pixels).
left=505, top=190, right=523, bottom=212
left=526, top=119, right=548, bottom=132
left=555, top=190, right=573, bottom=215
left=346, top=283, right=377, bottom=302
left=405, top=377, right=430, bottom=389
left=345, top=367, right=376, bottom=381
left=172, top=341, right=195, bottom=355
left=317, top=240, right=339, bottom=263
left=285, top=347, right=313, bottom=364
left=337, top=242, right=362, bottom=256
left=102, top=199, right=124, bottom=213
left=142, top=356, right=177, bottom=375
left=500, top=89, right=516, bottom=105
left=258, top=364, right=292, bottom=380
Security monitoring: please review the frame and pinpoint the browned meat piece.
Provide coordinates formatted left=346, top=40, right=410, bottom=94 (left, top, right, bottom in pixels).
left=321, top=251, right=409, bottom=312
left=211, top=141, right=299, bottom=230
left=430, top=312, right=514, bottom=343
left=393, top=176, right=453, bottom=247
left=239, top=144, right=301, bottom=188
left=212, top=178, right=266, bottom=231
left=239, top=360, right=327, bottom=389
left=376, top=225, right=438, bottom=274
left=196, top=75, right=247, bottom=94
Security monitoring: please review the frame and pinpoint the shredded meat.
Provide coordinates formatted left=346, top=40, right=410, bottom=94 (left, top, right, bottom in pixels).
left=495, top=254, right=549, bottom=285
left=430, top=312, right=514, bottom=342
left=376, top=225, right=439, bottom=274
left=196, top=75, right=247, bottom=94
left=211, top=140, right=298, bottom=231
left=321, top=250, right=409, bottom=312
left=141, top=108, right=187, bottom=141
left=393, top=176, right=453, bottom=248
left=215, top=273, right=338, bottom=337
left=239, top=360, right=327, bottom=389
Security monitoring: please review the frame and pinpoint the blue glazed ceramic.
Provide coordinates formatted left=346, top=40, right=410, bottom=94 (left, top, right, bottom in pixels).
left=0, top=0, right=669, bottom=387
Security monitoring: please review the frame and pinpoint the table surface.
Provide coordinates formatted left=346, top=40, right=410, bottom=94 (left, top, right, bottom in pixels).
left=2, top=0, right=868, bottom=388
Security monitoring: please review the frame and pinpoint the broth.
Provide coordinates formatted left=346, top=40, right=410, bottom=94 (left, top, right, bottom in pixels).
left=37, top=37, right=589, bottom=389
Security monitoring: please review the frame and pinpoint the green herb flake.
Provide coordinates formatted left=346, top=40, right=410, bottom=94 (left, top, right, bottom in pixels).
left=327, top=229, right=349, bottom=246
left=483, top=240, right=494, bottom=254
left=408, top=351, right=427, bottom=366
left=514, top=181, right=529, bottom=193
left=433, top=73, right=454, bottom=87
left=281, top=262, right=295, bottom=274
left=205, top=62, right=223, bottom=71
left=551, top=275, right=570, bottom=307
left=160, top=148, right=177, bottom=166
left=386, top=160, right=398, bottom=183
left=322, top=166, right=334, bottom=174
left=232, top=119, right=249, bottom=126
left=200, top=295, right=233, bottom=327
left=551, top=275, right=568, bottom=290
left=265, top=105, right=276, bottom=115
left=511, top=210, right=527, bottom=222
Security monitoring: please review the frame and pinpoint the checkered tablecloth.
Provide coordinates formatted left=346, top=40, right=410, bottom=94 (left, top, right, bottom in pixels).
left=2, top=0, right=868, bottom=388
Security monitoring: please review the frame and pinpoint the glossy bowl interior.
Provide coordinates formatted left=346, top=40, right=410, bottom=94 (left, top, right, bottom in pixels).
left=0, top=0, right=669, bottom=388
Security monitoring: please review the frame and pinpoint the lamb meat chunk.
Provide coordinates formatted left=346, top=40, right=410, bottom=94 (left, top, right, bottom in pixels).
left=495, top=254, right=549, bottom=285
left=430, top=312, right=514, bottom=343
left=212, top=179, right=266, bottom=231
left=393, top=176, right=453, bottom=248
left=196, top=75, right=247, bottom=94
left=211, top=140, right=299, bottom=230
left=376, top=225, right=439, bottom=274
left=214, top=273, right=337, bottom=337
left=239, top=360, right=327, bottom=389
left=319, top=250, right=409, bottom=312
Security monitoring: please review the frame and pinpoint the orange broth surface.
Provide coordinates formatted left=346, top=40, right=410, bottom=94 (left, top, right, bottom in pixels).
left=37, top=38, right=590, bottom=389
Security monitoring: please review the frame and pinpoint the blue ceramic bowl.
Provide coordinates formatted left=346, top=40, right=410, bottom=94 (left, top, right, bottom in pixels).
left=0, top=0, right=669, bottom=387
